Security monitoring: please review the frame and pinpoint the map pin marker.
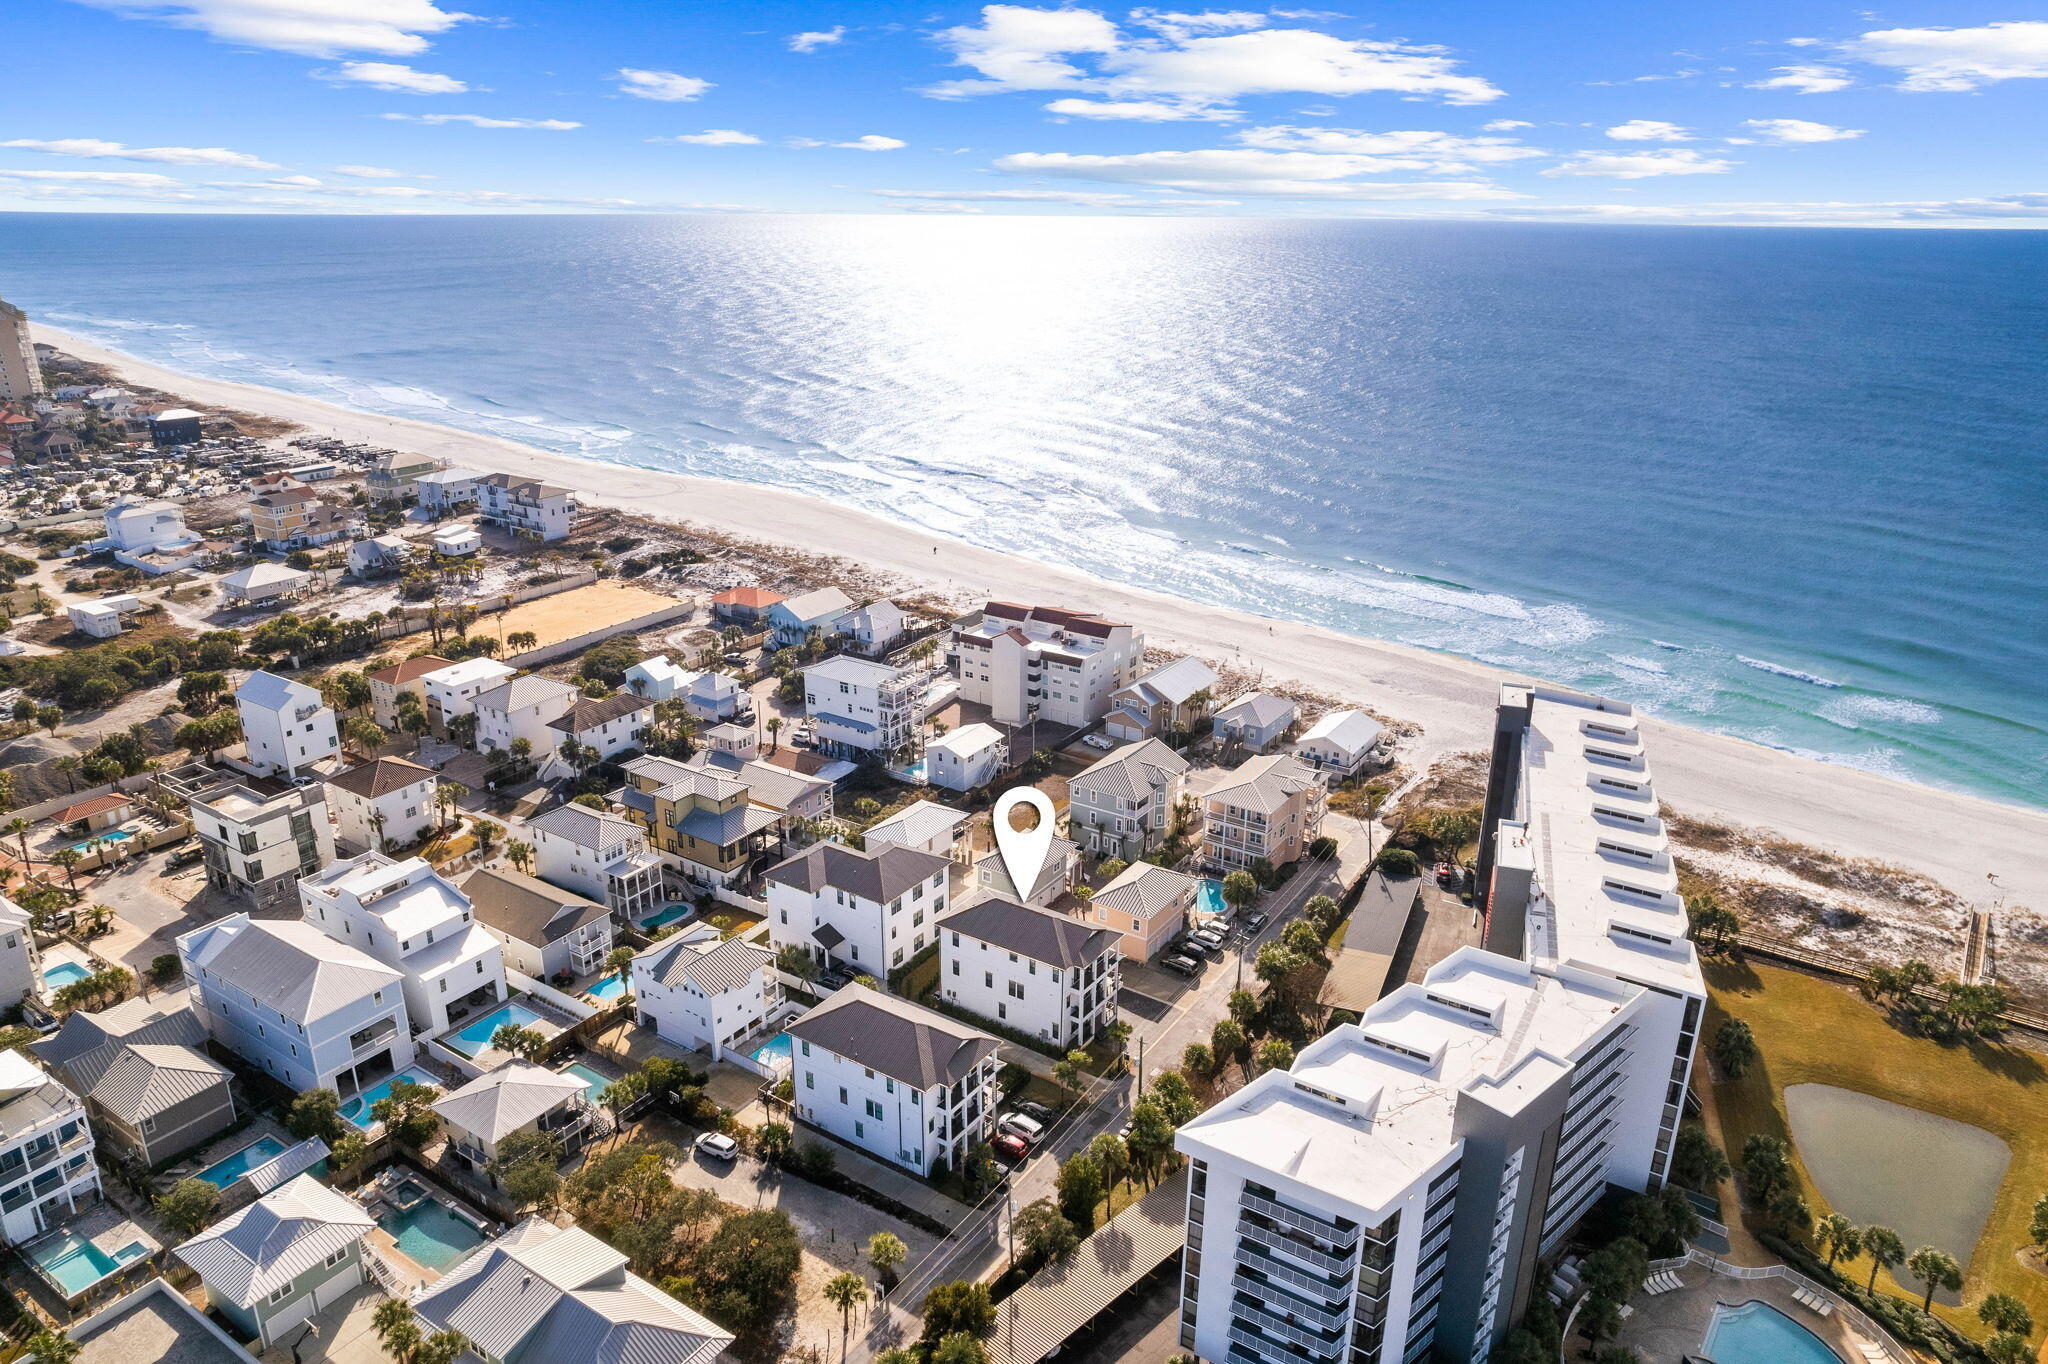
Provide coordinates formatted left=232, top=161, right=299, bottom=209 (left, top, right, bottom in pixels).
left=992, top=786, right=1057, bottom=900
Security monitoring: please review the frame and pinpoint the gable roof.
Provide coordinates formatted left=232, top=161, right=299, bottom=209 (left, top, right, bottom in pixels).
left=635, top=933, right=773, bottom=996
left=432, top=1061, right=587, bottom=1143
left=220, top=562, right=308, bottom=593
left=173, top=1175, right=373, bottom=1308
left=546, top=692, right=651, bottom=734
left=475, top=675, right=581, bottom=714
left=1119, top=656, right=1218, bottom=708
left=1215, top=692, right=1296, bottom=729
left=461, top=866, right=610, bottom=946
left=50, top=792, right=135, bottom=824
left=86, top=1043, right=231, bottom=1123
left=526, top=802, right=645, bottom=853
left=786, top=984, right=1000, bottom=1090
left=1072, top=738, right=1189, bottom=801
left=35, top=996, right=209, bottom=1091
left=1298, top=708, right=1384, bottom=755
left=1203, top=752, right=1322, bottom=813
left=325, top=756, right=435, bottom=801
left=764, top=841, right=949, bottom=903
left=775, top=586, right=852, bottom=623
left=941, top=895, right=1118, bottom=968
left=234, top=669, right=317, bottom=712
left=712, top=586, right=785, bottom=610
left=179, top=918, right=401, bottom=1023
left=865, top=800, right=968, bottom=850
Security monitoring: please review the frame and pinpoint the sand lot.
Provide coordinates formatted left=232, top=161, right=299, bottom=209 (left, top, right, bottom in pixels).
left=490, top=579, right=689, bottom=654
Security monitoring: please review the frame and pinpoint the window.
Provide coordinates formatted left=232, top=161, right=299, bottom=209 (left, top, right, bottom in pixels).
left=839, top=1087, right=849, bottom=1104
left=951, top=960, right=960, bottom=976
left=324, top=1246, right=347, bottom=1268
left=984, top=971, right=993, bottom=988
left=1008, top=980, right=1025, bottom=1000
left=804, top=1072, right=814, bottom=1090
left=865, top=1099, right=884, bottom=1119
left=269, top=1284, right=292, bottom=1304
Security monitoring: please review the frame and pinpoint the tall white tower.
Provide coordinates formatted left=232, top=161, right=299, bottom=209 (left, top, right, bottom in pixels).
left=0, top=298, right=44, bottom=402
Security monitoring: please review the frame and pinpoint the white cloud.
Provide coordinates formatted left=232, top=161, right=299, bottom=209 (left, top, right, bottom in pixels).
left=0, top=168, right=183, bottom=187
left=992, top=147, right=1519, bottom=197
left=612, top=69, right=713, bottom=102
left=1232, top=124, right=1544, bottom=166
left=379, top=113, right=580, bottom=129
left=1543, top=148, right=1736, bottom=178
left=0, top=138, right=276, bottom=167
left=836, top=135, right=906, bottom=150
left=1127, top=9, right=1266, bottom=40
left=1837, top=21, right=2048, bottom=92
left=70, top=0, right=474, bottom=58
left=1605, top=119, right=1691, bottom=141
left=319, top=60, right=466, bottom=93
left=1749, top=64, right=1852, bottom=94
left=1742, top=118, right=1864, bottom=144
left=927, top=5, right=1501, bottom=105
left=1482, top=119, right=1532, bottom=131
left=657, top=130, right=762, bottom=146
left=875, top=187, right=1198, bottom=206
left=1043, top=97, right=1239, bottom=120
left=789, top=26, right=845, bottom=52
left=331, top=164, right=425, bottom=177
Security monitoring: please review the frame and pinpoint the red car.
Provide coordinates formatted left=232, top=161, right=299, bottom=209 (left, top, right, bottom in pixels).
left=992, top=1133, right=1030, bottom=1163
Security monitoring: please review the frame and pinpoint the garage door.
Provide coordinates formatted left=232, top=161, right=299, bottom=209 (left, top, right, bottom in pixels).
left=265, top=1293, right=315, bottom=1345
left=314, top=1262, right=363, bottom=1309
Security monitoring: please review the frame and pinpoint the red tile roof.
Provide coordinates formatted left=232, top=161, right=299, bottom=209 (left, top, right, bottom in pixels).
left=51, top=792, right=135, bottom=825
left=367, top=655, right=455, bottom=686
left=714, top=586, right=787, bottom=609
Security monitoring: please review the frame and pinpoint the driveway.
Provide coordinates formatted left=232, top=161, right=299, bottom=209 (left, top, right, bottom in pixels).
left=667, top=1141, right=941, bottom=1279
left=257, top=1282, right=388, bottom=1364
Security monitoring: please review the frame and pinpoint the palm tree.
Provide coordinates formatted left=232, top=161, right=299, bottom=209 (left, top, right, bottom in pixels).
left=765, top=716, right=782, bottom=752
left=372, top=1299, right=423, bottom=1363
left=53, top=756, right=80, bottom=793
left=823, top=1272, right=868, bottom=1354
left=1906, top=1246, right=1962, bottom=1312
left=1817, top=1213, right=1860, bottom=1269
left=48, top=848, right=82, bottom=892
left=1862, top=1225, right=1905, bottom=1291
left=868, top=1231, right=907, bottom=1287
left=5, top=817, right=29, bottom=872
left=505, top=838, right=533, bottom=873
left=435, top=781, right=468, bottom=829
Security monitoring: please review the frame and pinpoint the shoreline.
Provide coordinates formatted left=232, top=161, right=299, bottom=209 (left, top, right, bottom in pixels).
left=32, top=322, right=2047, bottom=911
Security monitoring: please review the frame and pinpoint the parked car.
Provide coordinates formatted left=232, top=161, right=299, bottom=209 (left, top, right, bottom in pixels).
left=1161, top=953, right=1202, bottom=976
left=694, top=1132, right=740, bottom=1160
left=166, top=844, right=206, bottom=869
left=1192, top=925, right=1229, bottom=949
left=998, top=1112, right=1045, bottom=1145
left=1015, top=1100, right=1057, bottom=1126
left=992, top=1133, right=1030, bottom=1163
left=817, top=968, right=852, bottom=992
left=1242, top=910, right=1269, bottom=933
left=1081, top=733, right=1115, bottom=751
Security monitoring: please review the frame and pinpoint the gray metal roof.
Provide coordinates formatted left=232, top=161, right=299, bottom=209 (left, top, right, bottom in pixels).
left=243, top=1136, right=331, bottom=1196
left=85, top=1044, right=231, bottom=1123
left=941, top=896, right=1118, bottom=969
left=1214, top=691, right=1296, bottom=729
left=474, top=675, right=582, bottom=714
left=432, top=1062, right=587, bottom=1143
left=413, top=1217, right=732, bottom=1364
left=677, top=802, right=780, bottom=848
left=1090, top=863, right=1199, bottom=921
left=864, top=800, right=967, bottom=850
left=1070, top=738, right=1189, bottom=802
left=764, top=841, right=949, bottom=903
left=35, top=996, right=208, bottom=1092
left=527, top=803, right=645, bottom=853
left=172, top=1175, right=373, bottom=1308
left=776, top=586, right=852, bottom=623
left=461, top=866, right=610, bottom=947
left=180, top=918, right=402, bottom=1023
left=634, top=934, right=772, bottom=997
left=785, top=984, right=999, bottom=1090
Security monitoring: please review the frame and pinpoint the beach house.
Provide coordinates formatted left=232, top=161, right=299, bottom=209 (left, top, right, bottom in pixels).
left=299, top=852, right=506, bottom=1038
left=367, top=654, right=453, bottom=728
left=66, top=594, right=143, bottom=639
left=419, top=657, right=515, bottom=736
left=684, top=667, right=746, bottom=721
left=366, top=452, right=439, bottom=502
left=613, top=755, right=783, bottom=888
left=864, top=799, right=968, bottom=860
left=1085, top=862, right=1199, bottom=962
left=34, top=997, right=234, bottom=1167
left=0, top=898, right=39, bottom=1010
left=433, top=1062, right=596, bottom=1174
left=1067, top=737, right=1190, bottom=861
left=475, top=472, right=576, bottom=541
left=0, top=1050, right=99, bottom=1245
left=1103, top=655, right=1218, bottom=742
left=1212, top=691, right=1298, bottom=751
left=474, top=674, right=581, bottom=757
left=460, top=866, right=614, bottom=983
left=939, top=895, right=1120, bottom=1048
left=346, top=533, right=409, bottom=578
left=1292, top=707, right=1386, bottom=780
left=414, top=467, right=483, bottom=514
left=711, top=585, right=785, bottom=627
left=524, top=803, right=664, bottom=921
left=174, top=1176, right=375, bottom=1348
left=764, top=840, right=951, bottom=976
left=100, top=495, right=201, bottom=574
left=622, top=653, right=691, bottom=700
left=323, top=756, right=438, bottom=852
left=546, top=692, right=651, bottom=762
left=975, top=832, right=1078, bottom=907
left=767, top=585, right=853, bottom=646
left=948, top=602, right=1144, bottom=728
left=631, top=930, right=779, bottom=1061
left=802, top=655, right=921, bottom=756
left=219, top=561, right=310, bottom=608
left=1196, top=752, right=1327, bottom=871
left=925, top=722, right=1006, bottom=792
left=177, top=774, right=335, bottom=910
left=836, top=598, right=907, bottom=651
left=235, top=669, right=338, bottom=778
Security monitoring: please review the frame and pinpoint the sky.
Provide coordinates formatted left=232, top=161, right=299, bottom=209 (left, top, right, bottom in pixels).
left=3, top=1, right=2046, bottom=224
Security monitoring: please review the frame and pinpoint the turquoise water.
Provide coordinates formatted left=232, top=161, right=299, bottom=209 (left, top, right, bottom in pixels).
left=196, top=1135, right=286, bottom=1189
left=64, top=830, right=135, bottom=852
left=341, top=1067, right=443, bottom=1130
left=377, top=1200, right=485, bottom=1273
left=749, top=1033, right=792, bottom=1067
left=445, top=1002, right=546, bottom=1058
left=1702, top=1301, right=1844, bottom=1364
left=1195, top=879, right=1227, bottom=919
left=561, top=1062, right=614, bottom=1104
left=643, top=903, right=694, bottom=930
left=587, top=972, right=628, bottom=1003
left=42, top=962, right=90, bottom=989
left=29, top=1234, right=147, bottom=1296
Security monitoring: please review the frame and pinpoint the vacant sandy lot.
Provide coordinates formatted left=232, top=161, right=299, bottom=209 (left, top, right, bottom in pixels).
left=494, top=579, right=687, bottom=653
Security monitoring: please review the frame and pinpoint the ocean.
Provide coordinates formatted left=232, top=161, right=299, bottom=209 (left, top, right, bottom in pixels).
left=4, top=213, right=2044, bottom=807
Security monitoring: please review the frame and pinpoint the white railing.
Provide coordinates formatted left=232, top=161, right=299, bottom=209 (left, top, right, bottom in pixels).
left=1605, top=1248, right=1910, bottom=1364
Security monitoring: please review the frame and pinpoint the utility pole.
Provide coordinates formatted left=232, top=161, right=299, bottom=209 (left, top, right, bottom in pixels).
left=1135, top=1034, right=1145, bottom=1097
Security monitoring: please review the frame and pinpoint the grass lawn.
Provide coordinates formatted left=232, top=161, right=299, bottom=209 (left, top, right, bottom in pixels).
left=1705, top=958, right=2048, bottom=1337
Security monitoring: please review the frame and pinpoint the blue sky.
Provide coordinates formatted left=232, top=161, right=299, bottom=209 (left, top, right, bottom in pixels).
left=4, top=1, right=2046, bottom=223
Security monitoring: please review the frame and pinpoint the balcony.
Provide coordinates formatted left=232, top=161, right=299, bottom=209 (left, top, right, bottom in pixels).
left=1242, top=1190, right=1360, bottom=1247
left=1232, top=1273, right=1348, bottom=1332
left=1233, top=1242, right=1351, bottom=1299
left=1232, top=1298, right=1346, bottom=1350
left=1236, top=1220, right=1356, bottom=1277
left=1227, top=1322, right=1329, bottom=1364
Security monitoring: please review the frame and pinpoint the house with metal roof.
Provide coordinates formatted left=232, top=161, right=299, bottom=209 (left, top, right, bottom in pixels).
left=1195, top=752, right=1328, bottom=872
left=219, top=560, right=310, bottom=608
left=1104, top=655, right=1219, bottom=743
left=35, top=997, right=234, bottom=1166
left=474, top=674, right=581, bottom=758
left=1212, top=691, right=1299, bottom=752
left=938, top=895, right=1120, bottom=1048
left=631, top=932, right=778, bottom=1062
left=412, top=1216, right=734, bottom=1364
left=801, top=655, right=921, bottom=757
left=786, top=984, right=1000, bottom=1175
left=763, top=841, right=952, bottom=978
left=460, top=866, right=614, bottom=984
left=433, top=1060, right=596, bottom=1173
left=613, top=755, right=784, bottom=889
left=0, top=1049, right=99, bottom=1245
left=925, top=722, right=1005, bottom=793
left=1083, top=862, right=1200, bottom=963
left=766, top=585, right=853, bottom=646
left=235, top=668, right=338, bottom=779
left=863, top=799, right=968, bottom=859
left=524, top=803, right=664, bottom=921
left=1291, top=707, right=1387, bottom=781
left=1067, top=737, right=1192, bottom=864
left=173, top=1174, right=375, bottom=1348
left=622, top=653, right=693, bottom=701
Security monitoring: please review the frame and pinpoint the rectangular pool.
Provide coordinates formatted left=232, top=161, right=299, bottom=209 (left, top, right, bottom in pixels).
left=42, top=962, right=90, bottom=990
left=443, top=1002, right=547, bottom=1059
left=560, top=1062, right=615, bottom=1104
left=377, top=1200, right=486, bottom=1274
left=641, top=902, right=695, bottom=931
left=27, top=1233, right=149, bottom=1297
left=196, top=1135, right=287, bottom=1189
left=341, top=1067, right=443, bottom=1130
left=65, top=829, right=135, bottom=853
left=586, top=972, right=628, bottom=1003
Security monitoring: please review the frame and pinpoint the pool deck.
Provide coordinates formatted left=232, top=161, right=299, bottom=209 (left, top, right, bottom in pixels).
left=428, top=995, right=580, bottom=1069
left=21, top=1208, right=161, bottom=1305
left=1614, top=1260, right=1899, bottom=1363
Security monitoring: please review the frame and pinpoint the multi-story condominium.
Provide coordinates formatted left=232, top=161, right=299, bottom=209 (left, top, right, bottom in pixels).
left=1294, top=709, right=1387, bottom=782
left=546, top=692, right=652, bottom=761
left=939, top=895, right=1120, bottom=1048
left=433, top=1061, right=596, bottom=1175
left=1476, top=684, right=1706, bottom=1191
left=475, top=471, right=576, bottom=540
left=1176, top=948, right=1656, bottom=1364
left=787, top=983, right=1000, bottom=1175
left=803, top=655, right=922, bottom=757
left=35, top=998, right=234, bottom=1168
left=526, top=803, right=664, bottom=920
left=1087, top=862, right=1200, bottom=962
left=412, top=1218, right=734, bottom=1364
left=1069, top=737, right=1191, bottom=862
left=1214, top=692, right=1300, bottom=753
left=413, top=467, right=483, bottom=513
left=614, top=754, right=783, bottom=887
left=1105, top=656, right=1219, bottom=743
left=299, top=852, right=507, bottom=1038
left=460, top=866, right=614, bottom=983
left=0, top=1049, right=98, bottom=1245
left=768, top=586, right=854, bottom=646
left=324, top=756, right=438, bottom=853
left=177, top=915, right=414, bottom=1097
left=949, top=602, right=1144, bottom=728
left=0, top=897, right=40, bottom=1010
left=474, top=674, right=581, bottom=757
left=420, top=658, right=515, bottom=735
left=0, top=298, right=43, bottom=401
left=236, top=670, right=340, bottom=779
left=1198, top=753, right=1327, bottom=872
left=367, top=654, right=453, bottom=728
left=366, top=451, right=440, bottom=502
left=633, top=930, right=780, bottom=1060
left=173, top=1176, right=374, bottom=1348
left=179, top=774, right=335, bottom=911
left=765, top=841, right=952, bottom=976
left=926, top=722, right=1006, bottom=792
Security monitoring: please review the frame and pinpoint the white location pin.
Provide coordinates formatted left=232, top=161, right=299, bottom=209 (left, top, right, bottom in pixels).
left=992, top=786, right=1057, bottom=899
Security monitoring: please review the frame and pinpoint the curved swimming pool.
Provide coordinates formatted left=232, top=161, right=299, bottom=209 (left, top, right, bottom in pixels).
left=1703, top=1300, right=1845, bottom=1364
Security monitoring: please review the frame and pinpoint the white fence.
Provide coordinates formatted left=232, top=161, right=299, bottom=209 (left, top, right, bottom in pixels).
left=508, top=968, right=600, bottom=1022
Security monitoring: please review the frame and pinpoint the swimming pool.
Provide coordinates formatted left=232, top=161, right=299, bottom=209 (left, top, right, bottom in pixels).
left=196, top=1135, right=288, bottom=1189
left=444, top=1001, right=547, bottom=1058
left=64, top=829, right=135, bottom=853
left=561, top=1062, right=615, bottom=1104
left=642, top=902, right=695, bottom=930
left=27, top=1232, right=148, bottom=1297
left=1195, top=878, right=1227, bottom=918
left=42, top=961, right=91, bottom=990
left=586, top=972, right=628, bottom=1003
left=377, top=1199, right=486, bottom=1273
left=1702, top=1301, right=1845, bottom=1364
left=749, top=1033, right=792, bottom=1067
left=341, top=1067, right=443, bottom=1130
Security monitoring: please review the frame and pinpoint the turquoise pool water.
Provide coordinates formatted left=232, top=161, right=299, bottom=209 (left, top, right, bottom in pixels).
left=64, top=829, right=135, bottom=853
left=562, top=1062, right=614, bottom=1104
left=28, top=1233, right=147, bottom=1296
left=1195, top=878, right=1227, bottom=918
left=1702, top=1301, right=1845, bottom=1364
left=196, top=1135, right=286, bottom=1189
left=42, top=962, right=90, bottom=989
left=341, top=1066, right=443, bottom=1130
left=445, top=1002, right=546, bottom=1058
left=377, top=1200, right=485, bottom=1273
left=749, top=1033, right=792, bottom=1067
left=642, top=902, right=695, bottom=930
left=587, top=972, right=628, bottom=1003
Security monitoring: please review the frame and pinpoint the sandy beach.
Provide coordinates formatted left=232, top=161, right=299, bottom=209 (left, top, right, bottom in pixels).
left=34, top=322, right=2047, bottom=912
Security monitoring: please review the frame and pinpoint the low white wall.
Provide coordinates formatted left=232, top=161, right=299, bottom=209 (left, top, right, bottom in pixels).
left=508, top=969, right=599, bottom=1021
